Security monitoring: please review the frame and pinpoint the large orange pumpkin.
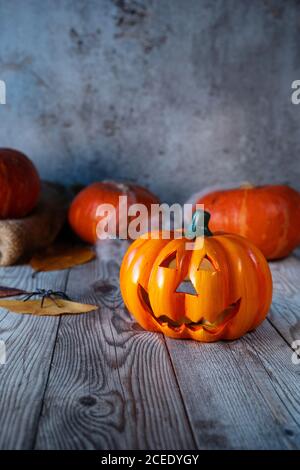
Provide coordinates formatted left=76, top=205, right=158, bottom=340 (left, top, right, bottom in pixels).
left=197, top=184, right=300, bottom=260
left=69, top=181, right=159, bottom=244
left=0, top=148, right=41, bottom=218
left=120, top=211, right=272, bottom=342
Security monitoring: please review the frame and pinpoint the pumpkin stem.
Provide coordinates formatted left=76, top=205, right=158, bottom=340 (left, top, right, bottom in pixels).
left=185, top=210, right=213, bottom=239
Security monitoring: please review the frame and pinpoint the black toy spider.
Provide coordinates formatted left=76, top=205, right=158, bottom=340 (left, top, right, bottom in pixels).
left=22, top=289, right=71, bottom=308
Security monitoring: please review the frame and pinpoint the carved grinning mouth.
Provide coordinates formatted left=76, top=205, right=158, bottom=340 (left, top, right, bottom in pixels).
left=138, top=284, right=241, bottom=332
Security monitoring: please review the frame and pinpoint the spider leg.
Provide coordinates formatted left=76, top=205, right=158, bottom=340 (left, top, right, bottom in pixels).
left=48, top=294, right=61, bottom=307
left=41, top=295, right=46, bottom=308
left=36, top=289, right=46, bottom=295
left=23, top=292, right=37, bottom=302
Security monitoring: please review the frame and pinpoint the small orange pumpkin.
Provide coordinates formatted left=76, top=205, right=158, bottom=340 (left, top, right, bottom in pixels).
left=120, top=211, right=272, bottom=342
left=69, top=180, right=159, bottom=244
left=0, top=148, right=40, bottom=218
left=197, top=184, right=300, bottom=260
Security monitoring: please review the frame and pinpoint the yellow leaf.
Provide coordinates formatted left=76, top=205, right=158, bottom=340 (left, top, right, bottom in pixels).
left=30, top=244, right=96, bottom=273
left=0, top=298, right=98, bottom=316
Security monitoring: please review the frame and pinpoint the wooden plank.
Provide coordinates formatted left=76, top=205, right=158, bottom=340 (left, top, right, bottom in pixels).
left=34, top=256, right=195, bottom=450
left=164, top=253, right=300, bottom=449
left=0, top=265, right=69, bottom=449
left=270, top=255, right=300, bottom=298
left=268, top=255, right=300, bottom=344
left=165, top=319, right=300, bottom=449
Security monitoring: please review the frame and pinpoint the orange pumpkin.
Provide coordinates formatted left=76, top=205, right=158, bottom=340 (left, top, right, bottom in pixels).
left=197, top=184, right=300, bottom=260
left=0, top=148, right=41, bottom=218
left=120, top=211, right=272, bottom=342
left=69, top=181, right=159, bottom=244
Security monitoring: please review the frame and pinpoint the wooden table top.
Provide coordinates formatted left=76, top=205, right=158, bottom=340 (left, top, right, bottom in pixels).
left=0, top=244, right=299, bottom=450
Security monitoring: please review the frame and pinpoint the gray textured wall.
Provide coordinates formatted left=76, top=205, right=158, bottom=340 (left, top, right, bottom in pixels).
left=0, top=0, right=299, bottom=203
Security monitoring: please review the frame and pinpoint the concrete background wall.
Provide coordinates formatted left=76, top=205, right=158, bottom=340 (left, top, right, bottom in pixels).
left=0, top=0, right=299, bottom=203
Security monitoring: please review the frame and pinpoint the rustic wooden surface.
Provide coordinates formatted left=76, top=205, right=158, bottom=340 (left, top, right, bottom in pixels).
left=0, top=243, right=299, bottom=450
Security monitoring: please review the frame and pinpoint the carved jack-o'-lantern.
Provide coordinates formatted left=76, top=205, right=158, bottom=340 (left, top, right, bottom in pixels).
left=120, top=211, right=272, bottom=342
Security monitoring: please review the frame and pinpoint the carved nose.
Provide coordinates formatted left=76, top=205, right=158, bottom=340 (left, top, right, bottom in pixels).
left=175, top=279, right=198, bottom=296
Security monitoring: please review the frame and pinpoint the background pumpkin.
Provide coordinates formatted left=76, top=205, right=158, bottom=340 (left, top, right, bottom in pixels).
left=0, top=148, right=41, bottom=218
left=120, top=211, right=272, bottom=342
left=68, top=180, right=159, bottom=244
left=195, top=184, right=300, bottom=260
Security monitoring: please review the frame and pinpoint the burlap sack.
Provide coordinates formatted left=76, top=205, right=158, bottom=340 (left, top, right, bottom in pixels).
left=0, top=182, right=68, bottom=266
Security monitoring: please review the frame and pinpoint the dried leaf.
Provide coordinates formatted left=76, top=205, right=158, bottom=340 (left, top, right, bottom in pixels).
left=0, top=298, right=98, bottom=316
left=0, top=286, right=27, bottom=298
left=30, top=244, right=96, bottom=273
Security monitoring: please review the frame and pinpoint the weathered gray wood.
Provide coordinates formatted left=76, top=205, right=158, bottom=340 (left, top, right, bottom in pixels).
left=165, top=319, right=300, bottom=449
left=1, top=245, right=300, bottom=450
left=270, top=255, right=300, bottom=298
left=34, top=257, right=195, bottom=450
left=0, top=265, right=69, bottom=449
left=268, top=255, right=300, bottom=345
left=164, top=253, right=300, bottom=449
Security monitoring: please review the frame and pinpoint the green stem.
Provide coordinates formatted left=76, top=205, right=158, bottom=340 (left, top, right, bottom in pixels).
left=185, top=210, right=213, bottom=239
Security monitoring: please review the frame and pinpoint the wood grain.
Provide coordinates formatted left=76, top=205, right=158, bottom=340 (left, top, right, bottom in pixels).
left=166, top=319, right=300, bottom=449
left=268, top=255, right=300, bottom=344
left=34, top=257, right=195, bottom=450
left=165, top=253, right=300, bottom=449
left=1, top=246, right=300, bottom=450
left=0, top=265, right=69, bottom=449
left=269, top=255, right=300, bottom=298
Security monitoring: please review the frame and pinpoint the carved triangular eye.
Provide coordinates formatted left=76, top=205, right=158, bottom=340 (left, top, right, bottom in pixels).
left=159, top=251, right=177, bottom=269
left=198, top=255, right=216, bottom=272
left=176, top=279, right=198, bottom=296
